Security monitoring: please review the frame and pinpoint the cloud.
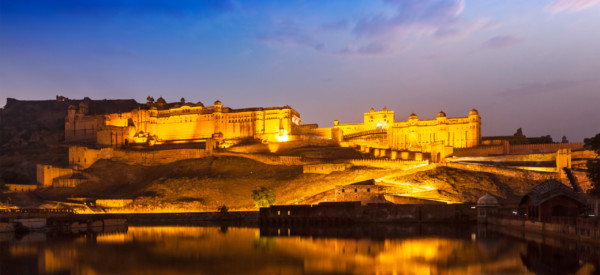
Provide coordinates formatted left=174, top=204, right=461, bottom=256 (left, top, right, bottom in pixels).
left=256, top=19, right=326, bottom=52
left=320, top=20, right=349, bottom=32
left=480, top=35, right=522, bottom=50
left=258, top=0, right=485, bottom=56
left=545, top=0, right=600, bottom=14
left=499, top=79, right=591, bottom=96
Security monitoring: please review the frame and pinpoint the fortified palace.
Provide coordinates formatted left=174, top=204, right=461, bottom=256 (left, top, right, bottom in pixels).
left=20, top=96, right=587, bottom=192
left=65, top=96, right=481, bottom=152
left=66, top=96, right=301, bottom=147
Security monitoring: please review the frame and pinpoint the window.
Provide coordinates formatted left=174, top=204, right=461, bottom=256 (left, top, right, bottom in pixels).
left=287, top=211, right=291, bottom=215
left=367, top=188, right=370, bottom=192
left=342, top=189, right=345, bottom=192
left=277, top=211, right=280, bottom=215
left=355, top=188, right=358, bottom=192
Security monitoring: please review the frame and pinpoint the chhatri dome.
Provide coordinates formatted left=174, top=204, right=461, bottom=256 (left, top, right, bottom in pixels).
left=469, top=108, right=479, bottom=116
left=437, top=110, right=447, bottom=118
left=409, top=112, right=418, bottom=120
left=477, top=193, right=499, bottom=206
left=214, top=100, right=222, bottom=106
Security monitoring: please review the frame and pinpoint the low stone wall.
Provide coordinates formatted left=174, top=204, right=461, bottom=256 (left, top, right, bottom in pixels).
left=69, top=146, right=208, bottom=168
left=6, top=184, right=38, bottom=192
left=443, top=162, right=557, bottom=181
left=334, top=185, right=385, bottom=204
left=449, top=152, right=556, bottom=163
left=214, top=152, right=304, bottom=166
left=453, top=142, right=584, bottom=157
left=303, top=163, right=350, bottom=174
left=510, top=142, right=583, bottom=154
left=96, top=199, right=133, bottom=208
left=53, top=178, right=86, bottom=188
left=453, top=146, right=504, bottom=157
left=349, top=159, right=429, bottom=170
left=489, top=216, right=600, bottom=242
left=111, top=149, right=206, bottom=166
left=572, top=150, right=598, bottom=159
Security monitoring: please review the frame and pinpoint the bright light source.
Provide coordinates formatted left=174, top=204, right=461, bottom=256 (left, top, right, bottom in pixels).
left=276, top=133, right=288, bottom=142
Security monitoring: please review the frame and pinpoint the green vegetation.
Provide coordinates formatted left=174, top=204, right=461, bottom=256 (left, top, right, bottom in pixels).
left=252, top=186, right=275, bottom=208
left=585, top=133, right=600, bottom=195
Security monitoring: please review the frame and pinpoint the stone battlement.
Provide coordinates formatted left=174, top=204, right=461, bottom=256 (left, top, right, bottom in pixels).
left=349, top=159, right=429, bottom=169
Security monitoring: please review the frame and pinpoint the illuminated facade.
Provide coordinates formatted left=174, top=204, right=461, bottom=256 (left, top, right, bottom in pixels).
left=65, top=97, right=301, bottom=147
left=333, top=108, right=481, bottom=151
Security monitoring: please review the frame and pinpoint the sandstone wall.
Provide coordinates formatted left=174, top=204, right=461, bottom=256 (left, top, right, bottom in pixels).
left=349, top=159, right=429, bottom=170
left=53, top=178, right=86, bottom=188
left=509, top=142, right=583, bottom=154
left=96, top=199, right=133, bottom=208
left=36, top=164, right=76, bottom=187
left=69, top=146, right=208, bottom=168
left=6, top=184, right=38, bottom=192
left=213, top=152, right=304, bottom=166
left=443, top=162, right=557, bottom=181
left=334, top=185, right=385, bottom=205
left=303, top=163, right=349, bottom=174
left=449, top=152, right=556, bottom=163
left=453, top=142, right=584, bottom=157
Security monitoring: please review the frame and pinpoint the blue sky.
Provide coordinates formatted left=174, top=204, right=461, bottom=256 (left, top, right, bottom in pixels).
left=1, top=0, right=599, bottom=141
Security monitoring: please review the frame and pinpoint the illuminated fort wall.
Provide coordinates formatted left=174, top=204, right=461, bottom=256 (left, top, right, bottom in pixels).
left=66, top=99, right=301, bottom=147
left=333, top=108, right=481, bottom=151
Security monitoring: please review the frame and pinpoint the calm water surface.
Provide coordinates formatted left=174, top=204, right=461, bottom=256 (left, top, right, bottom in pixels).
left=1, top=224, right=599, bottom=274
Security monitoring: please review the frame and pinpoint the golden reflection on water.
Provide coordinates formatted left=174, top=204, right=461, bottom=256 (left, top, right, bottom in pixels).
left=3, top=226, right=596, bottom=274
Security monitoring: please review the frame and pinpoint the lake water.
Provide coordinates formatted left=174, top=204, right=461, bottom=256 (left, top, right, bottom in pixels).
left=1, top=224, right=599, bottom=274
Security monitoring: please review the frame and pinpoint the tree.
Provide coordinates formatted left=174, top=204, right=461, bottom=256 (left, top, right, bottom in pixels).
left=252, top=186, right=275, bottom=208
left=585, top=133, right=600, bottom=195
left=217, top=205, right=229, bottom=213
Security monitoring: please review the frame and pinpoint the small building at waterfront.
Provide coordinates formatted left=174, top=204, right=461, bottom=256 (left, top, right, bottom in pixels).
left=476, top=193, right=499, bottom=224
left=334, top=179, right=388, bottom=205
left=519, top=180, right=585, bottom=221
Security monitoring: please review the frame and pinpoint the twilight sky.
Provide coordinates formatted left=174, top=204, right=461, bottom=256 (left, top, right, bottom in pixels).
left=1, top=0, right=599, bottom=142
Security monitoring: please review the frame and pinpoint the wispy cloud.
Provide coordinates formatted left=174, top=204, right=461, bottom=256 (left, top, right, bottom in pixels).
left=320, top=20, right=349, bottom=32
left=256, top=19, right=325, bottom=52
left=545, top=0, right=600, bottom=14
left=257, top=0, right=486, bottom=56
left=480, top=35, right=522, bottom=50
left=499, top=79, right=591, bottom=96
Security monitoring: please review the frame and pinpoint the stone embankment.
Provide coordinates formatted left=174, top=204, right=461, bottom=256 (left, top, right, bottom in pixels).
left=260, top=202, right=475, bottom=226
left=489, top=215, right=600, bottom=243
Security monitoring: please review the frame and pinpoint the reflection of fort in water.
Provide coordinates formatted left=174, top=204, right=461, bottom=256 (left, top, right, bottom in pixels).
left=2, top=225, right=600, bottom=274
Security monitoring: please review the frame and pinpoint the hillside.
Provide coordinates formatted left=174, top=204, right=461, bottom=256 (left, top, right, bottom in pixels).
left=0, top=98, right=140, bottom=185
left=26, top=155, right=546, bottom=212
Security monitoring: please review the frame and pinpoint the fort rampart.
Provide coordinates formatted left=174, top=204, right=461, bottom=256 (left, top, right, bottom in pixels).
left=303, top=163, right=350, bottom=174
left=349, top=159, right=429, bottom=170
left=69, top=146, right=207, bottom=168
left=443, top=162, right=557, bottom=181
left=448, top=152, right=557, bottom=163
left=453, top=142, right=583, bottom=157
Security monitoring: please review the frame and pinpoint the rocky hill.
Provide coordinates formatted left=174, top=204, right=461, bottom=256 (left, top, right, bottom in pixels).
left=17, top=155, right=545, bottom=212
left=0, top=97, right=140, bottom=185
